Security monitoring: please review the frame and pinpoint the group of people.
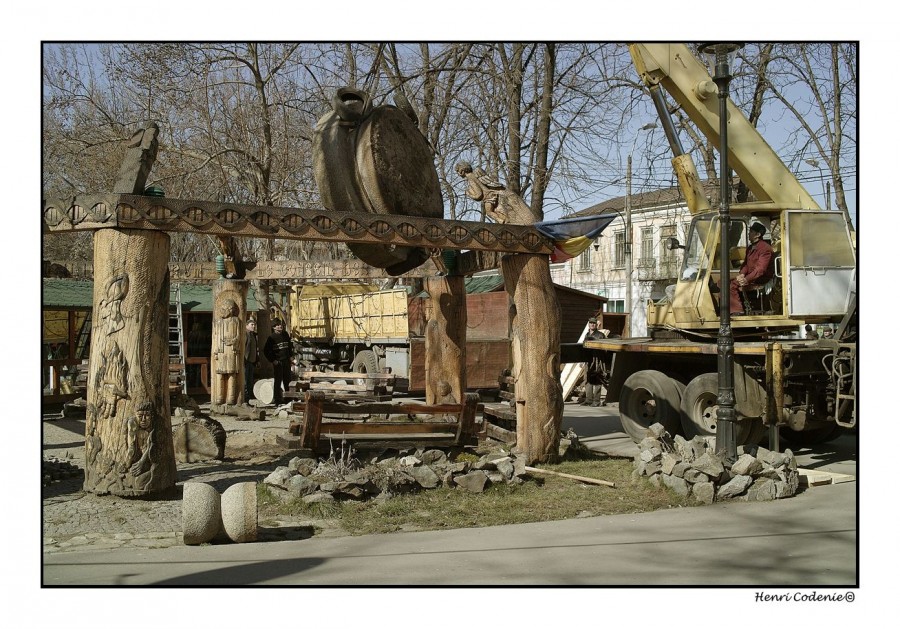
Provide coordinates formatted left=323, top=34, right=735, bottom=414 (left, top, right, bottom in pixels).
left=243, top=318, right=295, bottom=405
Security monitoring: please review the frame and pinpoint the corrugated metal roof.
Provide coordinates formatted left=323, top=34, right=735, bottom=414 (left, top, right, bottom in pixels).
left=42, top=279, right=260, bottom=312
left=42, top=279, right=94, bottom=309
left=464, top=275, right=505, bottom=293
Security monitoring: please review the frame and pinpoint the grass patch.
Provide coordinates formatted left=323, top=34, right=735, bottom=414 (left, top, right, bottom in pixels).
left=258, top=455, right=696, bottom=537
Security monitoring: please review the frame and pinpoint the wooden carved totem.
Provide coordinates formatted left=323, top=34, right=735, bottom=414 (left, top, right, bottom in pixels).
left=83, top=228, right=177, bottom=496
left=210, top=279, right=248, bottom=408
left=424, top=275, right=467, bottom=405
left=458, top=161, right=564, bottom=463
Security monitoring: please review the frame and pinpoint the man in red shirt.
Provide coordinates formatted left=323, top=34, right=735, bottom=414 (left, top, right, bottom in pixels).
left=730, top=222, right=774, bottom=314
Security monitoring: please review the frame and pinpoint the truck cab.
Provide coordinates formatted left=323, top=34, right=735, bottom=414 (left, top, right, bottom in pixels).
left=649, top=208, right=856, bottom=336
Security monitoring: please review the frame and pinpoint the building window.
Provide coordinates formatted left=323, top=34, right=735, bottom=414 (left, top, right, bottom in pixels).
left=639, top=227, right=654, bottom=268
left=605, top=299, right=625, bottom=313
left=577, top=247, right=591, bottom=272
left=614, top=231, right=625, bottom=267
left=659, top=224, right=677, bottom=277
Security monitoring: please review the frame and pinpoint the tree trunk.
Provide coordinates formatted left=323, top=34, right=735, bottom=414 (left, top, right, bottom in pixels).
left=210, top=279, right=248, bottom=408
left=83, top=228, right=176, bottom=496
left=424, top=275, right=466, bottom=404
left=502, top=253, right=563, bottom=464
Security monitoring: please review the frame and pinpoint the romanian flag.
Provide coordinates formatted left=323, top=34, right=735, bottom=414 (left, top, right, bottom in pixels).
left=535, top=215, right=617, bottom=262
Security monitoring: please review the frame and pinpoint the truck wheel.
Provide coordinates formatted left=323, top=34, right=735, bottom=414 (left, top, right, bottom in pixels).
left=351, top=350, right=379, bottom=376
left=619, top=370, right=682, bottom=442
left=680, top=373, right=764, bottom=445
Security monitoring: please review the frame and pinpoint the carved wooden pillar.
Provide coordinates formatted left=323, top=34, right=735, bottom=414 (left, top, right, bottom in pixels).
left=83, top=228, right=177, bottom=496
left=424, top=275, right=467, bottom=405
left=503, top=253, right=563, bottom=463
left=210, top=279, right=248, bottom=410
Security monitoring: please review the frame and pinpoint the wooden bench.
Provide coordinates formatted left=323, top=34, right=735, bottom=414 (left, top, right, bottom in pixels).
left=284, top=370, right=396, bottom=403
left=281, top=391, right=480, bottom=453
left=480, top=372, right=517, bottom=446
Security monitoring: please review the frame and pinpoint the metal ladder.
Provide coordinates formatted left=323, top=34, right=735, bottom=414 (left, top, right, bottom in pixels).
left=74, top=311, right=92, bottom=359
left=169, top=284, right=188, bottom=394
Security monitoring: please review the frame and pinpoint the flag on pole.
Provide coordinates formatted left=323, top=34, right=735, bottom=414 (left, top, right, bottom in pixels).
left=534, top=214, right=617, bottom=262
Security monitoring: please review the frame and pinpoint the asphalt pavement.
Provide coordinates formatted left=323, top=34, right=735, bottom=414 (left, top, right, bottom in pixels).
left=40, top=398, right=861, bottom=590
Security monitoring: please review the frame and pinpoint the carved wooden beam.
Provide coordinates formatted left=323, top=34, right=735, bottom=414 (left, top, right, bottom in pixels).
left=46, top=254, right=504, bottom=281
left=42, top=194, right=553, bottom=255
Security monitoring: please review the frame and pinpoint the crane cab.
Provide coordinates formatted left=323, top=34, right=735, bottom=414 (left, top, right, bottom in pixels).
left=648, top=209, right=856, bottom=335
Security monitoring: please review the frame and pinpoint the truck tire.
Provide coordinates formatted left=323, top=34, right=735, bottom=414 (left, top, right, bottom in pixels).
left=351, top=350, right=379, bottom=376
left=619, top=370, right=683, bottom=442
left=680, top=373, right=765, bottom=445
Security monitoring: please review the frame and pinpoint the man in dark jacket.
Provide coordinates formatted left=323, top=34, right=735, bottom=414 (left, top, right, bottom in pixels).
left=244, top=319, right=259, bottom=403
left=730, top=222, right=774, bottom=314
left=263, top=319, right=294, bottom=404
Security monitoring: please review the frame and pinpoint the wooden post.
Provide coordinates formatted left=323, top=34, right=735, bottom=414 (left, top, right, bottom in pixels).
left=456, top=162, right=564, bottom=464
left=210, top=279, right=248, bottom=410
left=301, top=391, right=324, bottom=450
left=424, top=275, right=467, bottom=405
left=455, top=393, right=480, bottom=445
left=83, top=228, right=177, bottom=496
left=503, top=253, right=564, bottom=464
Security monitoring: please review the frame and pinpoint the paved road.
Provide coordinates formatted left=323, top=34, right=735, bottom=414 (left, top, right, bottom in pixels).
left=44, top=479, right=855, bottom=586
left=41, top=399, right=861, bottom=588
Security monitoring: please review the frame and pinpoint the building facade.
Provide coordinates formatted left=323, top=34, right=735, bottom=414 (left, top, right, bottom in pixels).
left=550, top=185, right=703, bottom=337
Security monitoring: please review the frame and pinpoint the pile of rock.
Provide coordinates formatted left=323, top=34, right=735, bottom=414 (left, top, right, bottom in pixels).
left=633, top=423, right=799, bottom=504
left=42, top=456, right=83, bottom=487
left=263, top=447, right=529, bottom=504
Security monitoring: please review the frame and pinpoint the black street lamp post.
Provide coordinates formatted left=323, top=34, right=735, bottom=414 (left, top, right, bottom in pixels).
left=699, top=42, right=742, bottom=463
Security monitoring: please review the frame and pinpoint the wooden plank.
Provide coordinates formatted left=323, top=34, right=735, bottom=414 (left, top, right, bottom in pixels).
left=797, top=468, right=856, bottom=487
left=483, top=422, right=516, bottom=445
left=301, top=371, right=395, bottom=381
left=319, top=422, right=459, bottom=435
left=524, top=466, right=615, bottom=488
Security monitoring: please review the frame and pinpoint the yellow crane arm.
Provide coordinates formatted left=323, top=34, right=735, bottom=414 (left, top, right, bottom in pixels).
left=629, top=43, right=819, bottom=210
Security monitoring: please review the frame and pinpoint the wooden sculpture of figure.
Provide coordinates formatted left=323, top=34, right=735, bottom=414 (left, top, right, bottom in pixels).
left=121, top=400, right=155, bottom=477
left=213, top=298, right=242, bottom=405
left=454, top=161, right=534, bottom=225
left=456, top=161, right=564, bottom=464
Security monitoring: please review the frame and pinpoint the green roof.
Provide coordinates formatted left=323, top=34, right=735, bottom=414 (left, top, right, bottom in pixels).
left=42, top=279, right=261, bottom=312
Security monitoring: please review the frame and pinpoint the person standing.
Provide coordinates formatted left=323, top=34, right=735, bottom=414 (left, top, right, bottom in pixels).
left=582, top=317, right=609, bottom=407
left=244, top=318, right=259, bottom=403
left=264, top=319, right=294, bottom=405
left=805, top=324, right=819, bottom=340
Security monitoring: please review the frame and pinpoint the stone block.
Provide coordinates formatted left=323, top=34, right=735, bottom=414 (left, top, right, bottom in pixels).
left=455, top=470, right=489, bottom=493
left=716, top=474, right=753, bottom=500
left=692, top=452, right=725, bottom=478
left=648, top=423, right=668, bottom=439
left=421, top=449, right=448, bottom=465
left=302, top=491, right=335, bottom=504
left=639, top=437, right=662, bottom=452
left=264, top=466, right=295, bottom=488
left=288, top=457, right=318, bottom=476
left=409, top=464, right=440, bottom=489
left=662, top=474, right=691, bottom=496
left=682, top=468, right=710, bottom=484
left=648, top=473, right=662, bottom=488
left=746, top=478, right=776, bottom=502
left=730, top=453, right=763, bottom=476
left=640, top=447, right=662, bottom=463
left=182, top=482, right=222, bottom=545
left=494, top=458, right=515, bottom=480
left=221, top=482, right=258, bottom=543
left=287, top=475, right=319, bottom=497
left=661, top=452, right=680, bottom=475
left=644, top=461, right=662, bottom=476
left=671, top=462, right=689, bottom=478
left=692, top=481, right=715, bottom=504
